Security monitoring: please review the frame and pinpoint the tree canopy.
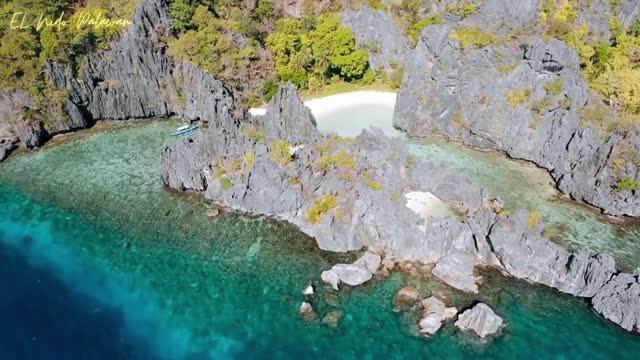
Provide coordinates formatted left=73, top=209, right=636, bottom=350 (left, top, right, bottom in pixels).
left=266, top=14, right=370, bottom=90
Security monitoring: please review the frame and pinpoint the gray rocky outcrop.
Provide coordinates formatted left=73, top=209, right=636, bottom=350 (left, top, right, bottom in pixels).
left=488, top=210, right=617, bottom=298
left=432, top=254, right=480, bottom=293
left=454, top=303, right=503, bottom=338
left=419, top=296, right=458, bottom=337
left=162, top=83, right=486, bottom=257
left=342, top=7, right=410, bottom=77
left=161, top=82, right=639, bottom=334
left=466, top=0, right=539, bottom=32
left=0, top=137, right=18, bottom=162
left=618, top=0, right=640, bottom=28
left=394, top=22, right=640, bottom=217
left=321, top=252, right=381, bottom=288
left=1, top=0, right=247, bottom=159
left=592, top=273, right=640, bottom=332
left=321, top=269, right=341, bottom=290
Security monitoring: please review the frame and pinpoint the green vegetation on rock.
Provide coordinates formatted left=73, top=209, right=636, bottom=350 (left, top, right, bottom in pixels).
left=244, top=150, right=255, bottom=169
left=451, top=5, right=477, bottom=19
left=505, top=89, right=531, bottom=107
left=545, top=78, right=564, bottom=95
left=242, top=126, right=265, bottom=142
left=407, top=14, right=441, bottom=47
left=614, top=176, right=640, bottom=192
left=450, top=27, right=499, bottom=49
left=314, top=149, right=356, bottom=173
left=528, top=210, right=541, bottom=229
left=365, top=179, right=382, bottom=191
left=306, top=194, right=337, bottom=224
left=537, top=1, right=640, bottom=126
left=220, top=177, right=233, bottom=191
left=270, top=140, right=292, bottom=165
left=0, top=0, right=136, bottom=115
left=168, top=4, right=254, bottom=84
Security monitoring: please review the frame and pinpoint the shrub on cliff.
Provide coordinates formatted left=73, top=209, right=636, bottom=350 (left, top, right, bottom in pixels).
left=450, top=27, right=499, bottom=49
left=614, top=177, right=640, bottom=192
left=505, top=89, right=531, bottom=107
left=407, top=14, right=441, bottom=47
left=306, top=195, right=337, bottom=224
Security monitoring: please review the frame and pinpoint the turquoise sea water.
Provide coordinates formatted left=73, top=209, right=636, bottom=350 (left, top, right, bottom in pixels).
left=0, top=115, right=639, bottom=358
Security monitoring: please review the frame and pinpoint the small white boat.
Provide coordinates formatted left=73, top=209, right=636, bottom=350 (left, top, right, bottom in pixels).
left=172, top=124, right=199, bottom=136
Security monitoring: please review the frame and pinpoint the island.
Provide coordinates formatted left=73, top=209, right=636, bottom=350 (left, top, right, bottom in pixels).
left=1, top=0, right=639, bottom=346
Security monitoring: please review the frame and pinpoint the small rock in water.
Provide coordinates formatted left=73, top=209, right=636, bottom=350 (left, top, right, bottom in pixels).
left=354, top=251, right=382, bottom=273
left=454, top=303, right=503, bottom=339
left=393, top=286, right=420, bottom=311
left=206, top=208, right=220, bottom=217
left=321, top=270, right=340, bottom=290
left=321, top=252, right=380, bottom=290
left=322, top=310, right=343, bottom=328
left=419, top=296, right=458, bottom=337
left=302, top=284, right=314, bottom=296
left=331, top=263, right=372, bottom=286
left=299, top=302, right=316, bottom=321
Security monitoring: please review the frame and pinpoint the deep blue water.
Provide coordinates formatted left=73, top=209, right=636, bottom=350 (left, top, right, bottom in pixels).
left=0, top=234, right=157, bottom=360
left=1, top=120, right=639, bottom=359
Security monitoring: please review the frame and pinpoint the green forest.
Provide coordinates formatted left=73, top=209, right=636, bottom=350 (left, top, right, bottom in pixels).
left=1, top=0, right=640, bottom=116
left=0, top=0, right=136, bottom=113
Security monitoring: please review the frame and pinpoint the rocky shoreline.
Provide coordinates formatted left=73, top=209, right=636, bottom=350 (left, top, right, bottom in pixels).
left=1, top=0, right=637, bottom=221
left=160, top=79, right=639, bottom=335
left=0, top=0, right=638, bottom=339
left=389, top=1, right=640, bottom=217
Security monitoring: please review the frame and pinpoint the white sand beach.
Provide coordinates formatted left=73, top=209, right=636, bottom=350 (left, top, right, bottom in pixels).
left=250, top=91, right=402, bottom=138
left=404, top=191, right=452, bottom=229
left=249, top=91, right=397, bottom=116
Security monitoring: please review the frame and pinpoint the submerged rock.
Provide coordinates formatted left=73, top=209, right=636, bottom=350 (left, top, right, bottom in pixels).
left=321, top=310, right=344, bottom=328
left=419, top=296, right=458, bottom=337
left=206, top=208, right=220, bottom=218
left=393, top=286, right=420, bottom=310
left=454, top=303, right=503, bottom=339
left=299, top=302, right=316, bottom=321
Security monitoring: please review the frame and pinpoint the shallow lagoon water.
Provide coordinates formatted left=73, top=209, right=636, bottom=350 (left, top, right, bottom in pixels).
left=0, top=110, right=639, bottom=358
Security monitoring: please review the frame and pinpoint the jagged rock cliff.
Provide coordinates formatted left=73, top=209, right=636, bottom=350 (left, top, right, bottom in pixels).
left=393, top=2, right=640, bottom=217
left=162, top=83, right=486, bottom=256
left=0, top=0, right=245, bottom=160
left=342, top=7, right=410, bottom=77
left=161, top=83, right=638, bottom=333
